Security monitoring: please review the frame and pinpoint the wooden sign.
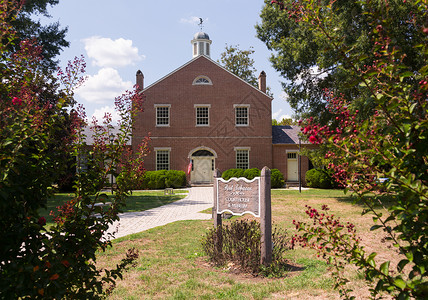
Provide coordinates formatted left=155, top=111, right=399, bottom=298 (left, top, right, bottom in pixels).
left=216, top=177, right=260, bottom=217
left=213, top=167, right=272, bottom=266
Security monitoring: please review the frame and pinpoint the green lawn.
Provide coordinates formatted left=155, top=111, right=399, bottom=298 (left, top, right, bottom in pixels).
left=39, top=190, right=189, bottom=225
left=100, top=219, right=335, bottom=300
left=96, top=188, right=389, bottom=299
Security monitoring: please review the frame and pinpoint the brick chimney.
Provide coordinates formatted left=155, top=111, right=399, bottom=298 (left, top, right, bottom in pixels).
left=136, top=70, right=144, bottom=91
left=258, top=71, right=266, bottom=93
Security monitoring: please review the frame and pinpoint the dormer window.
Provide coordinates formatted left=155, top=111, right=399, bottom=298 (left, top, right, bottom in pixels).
left=193, top=76, right=212, bottom=85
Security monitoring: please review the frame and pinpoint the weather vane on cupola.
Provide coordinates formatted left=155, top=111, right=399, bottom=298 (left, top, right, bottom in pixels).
left=198, top=17, right=204, bottom=31
left=191, top=18, right=211, bottom=58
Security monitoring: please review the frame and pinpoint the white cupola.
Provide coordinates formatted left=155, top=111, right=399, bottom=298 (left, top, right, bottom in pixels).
left=191, top=32, right=212, bottom=58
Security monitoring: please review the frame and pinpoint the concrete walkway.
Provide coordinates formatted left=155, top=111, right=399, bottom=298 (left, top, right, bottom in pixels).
left=106, top=187, right=213, bottom=239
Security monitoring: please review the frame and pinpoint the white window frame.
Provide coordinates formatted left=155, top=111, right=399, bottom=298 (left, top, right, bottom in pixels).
left=192, top=75, right=212, bottom=85
left=194, top=104, right=211, bottom=127
left=234, top=147, right=250, bottom=169
left=198, top=41, right=204, bottom=55
left=287, top=152, right=298, bottom=159
left=154, top=104, right=171, bottom=127
left=286, top=150, right=299, bottom=157
left=234, top=104, right=250, bottom=127
left=155, top=147, right=171, bottom=171
left=206, top=43, right=210, bottom=56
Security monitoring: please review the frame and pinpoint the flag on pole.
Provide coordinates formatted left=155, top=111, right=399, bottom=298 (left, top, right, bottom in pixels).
left=187, top=160, right=192, bottom=174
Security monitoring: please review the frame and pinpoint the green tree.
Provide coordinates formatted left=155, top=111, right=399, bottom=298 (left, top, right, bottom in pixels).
left=256, top=0, right=425, bottom=124
left=272, top=0, right=428, bottom=298
left=0, top=2, right=144, bottom=297
left=1, top=1, right=74, bottom=192
left=272, top=117, right=296, bottom=126
left=218, top=44, right=258, bottom=87
left=218, top=44, right=274, bottom=97
left=11, top=0, right=69, bottom=71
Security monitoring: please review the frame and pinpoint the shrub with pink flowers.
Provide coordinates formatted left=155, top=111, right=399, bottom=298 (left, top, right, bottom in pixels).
left=270, top=0, right=427, bottom=299
left=0, top=2, right=146, bottom=298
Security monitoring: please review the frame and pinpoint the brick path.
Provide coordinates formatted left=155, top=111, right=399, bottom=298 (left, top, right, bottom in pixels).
left=106, top=187, right=213, bottom=239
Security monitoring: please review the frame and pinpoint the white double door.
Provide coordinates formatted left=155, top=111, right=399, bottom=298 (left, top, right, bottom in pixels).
left=191, top=157, right=213, bottom=183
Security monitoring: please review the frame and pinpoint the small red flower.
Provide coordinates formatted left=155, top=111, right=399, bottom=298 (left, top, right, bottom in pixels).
left=12, top=97, right=22, bottom=106
left=49, top=273, right=59, bottom=280
left=61, top=260, right=70, bottom=268
left=309, top=135, right=317, bottom=143
left=38, top=217, right=46, bottom=226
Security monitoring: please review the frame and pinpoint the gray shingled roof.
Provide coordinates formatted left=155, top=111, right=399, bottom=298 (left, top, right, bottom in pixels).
left=272, top=125, right=309, bottom=144
left=82, top=126, right=131, bottom=145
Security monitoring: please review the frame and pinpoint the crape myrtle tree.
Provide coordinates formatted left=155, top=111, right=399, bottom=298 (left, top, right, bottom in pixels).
left=0, top=1, right=146, bottom=298
left=268, top=0, right=427, bottom=299
left=257, top=0, right=426, bottom=125
left=3, top=0, right=75, bottom=191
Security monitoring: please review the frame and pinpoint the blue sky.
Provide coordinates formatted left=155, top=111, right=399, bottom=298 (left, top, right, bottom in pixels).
left=42, top=0, right=293, bottom=123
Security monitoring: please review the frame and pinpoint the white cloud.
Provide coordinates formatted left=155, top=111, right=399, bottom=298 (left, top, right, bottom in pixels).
left=273, top=109, right=291, bottom=121
left=279, top=92, right=289, bottom=101
left=272, top=109, right=282, bottom=120
left=180, top=16, right=208, bottom=25
left=76, top=68, right=133, bottom=104
left=83, top=36, right=144, bottom=68
left=296, top=66, right=328, bottom=84
left=91, top=105, right=121, bottom=124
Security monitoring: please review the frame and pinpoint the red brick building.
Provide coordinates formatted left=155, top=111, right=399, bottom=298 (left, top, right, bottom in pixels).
left=132, top=32, right=315, bottom=185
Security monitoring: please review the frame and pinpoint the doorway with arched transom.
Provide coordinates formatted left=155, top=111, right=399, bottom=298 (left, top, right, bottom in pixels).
left=189, top=147, right=217, bottom=184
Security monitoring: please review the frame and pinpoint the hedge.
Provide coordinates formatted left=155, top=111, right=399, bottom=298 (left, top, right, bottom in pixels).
left=221, top=168, right=285, bottom=188
left=243, top=168, right=261, bottom=180
left=305, top=168, right=333, bottom=189
left=221, top=168, right=245, bottom=180
left=270, top=169, right=285, bottom=188
left=117, top=170, right=187, bottom=190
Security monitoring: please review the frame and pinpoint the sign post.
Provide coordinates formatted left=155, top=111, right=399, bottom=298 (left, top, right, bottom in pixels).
left=213, top=166, right=272, bottom=266
left=213, top=169, right=222, bottom=228
left=260, top=166, right=272, bottom=265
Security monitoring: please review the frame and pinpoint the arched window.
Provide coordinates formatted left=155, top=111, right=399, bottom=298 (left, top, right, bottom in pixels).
left=193, top=76, right=212, bottom=85
left=192, top=150, right=214, bottom=157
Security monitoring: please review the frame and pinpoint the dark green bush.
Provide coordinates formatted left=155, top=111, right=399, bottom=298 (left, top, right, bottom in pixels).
left=305, top=168, right=333, bottom=189
left=271, top=169, right=285, bottom=188
left=221, top=168, right=245, bottom=180
left=201, top=219, right=291, bottom=276
left=140, top=170, right=165, bottom=189
left=221, top=168, right=285, bottom=188
left=140, top=170, right=186, bottom=190
left=165, top=170, right=186, bottom=188
left=243, top=168, right=261, bottom=180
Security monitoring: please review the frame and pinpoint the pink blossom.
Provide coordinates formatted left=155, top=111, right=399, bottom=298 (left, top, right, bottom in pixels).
left=12, top=97, right=22, bottom=106
left=309, top=135, right=317, bottom=143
